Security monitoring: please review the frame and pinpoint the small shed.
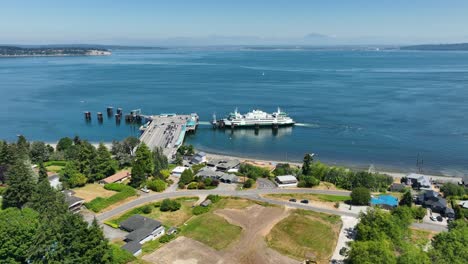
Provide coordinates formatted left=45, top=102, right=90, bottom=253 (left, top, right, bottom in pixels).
left=200, top=199, right=212, bottom=207
left=167, top=227, right=178, bottom=235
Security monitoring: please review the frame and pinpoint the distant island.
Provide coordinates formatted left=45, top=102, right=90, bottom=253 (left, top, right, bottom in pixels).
left=0, top=46, right=112, bottom=57
left=400, top=43, right=468, bottom=51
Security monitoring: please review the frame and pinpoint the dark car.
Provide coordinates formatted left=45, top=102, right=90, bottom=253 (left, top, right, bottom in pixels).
left=300, top=199, right=309, bottom=204
left=289, top=198, right=297, bottom=202
left=436, top=215, right=443, bottom=222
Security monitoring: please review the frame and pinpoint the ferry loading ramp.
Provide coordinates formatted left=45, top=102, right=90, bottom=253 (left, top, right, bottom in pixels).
left=139, top=113, right=198, bottom=159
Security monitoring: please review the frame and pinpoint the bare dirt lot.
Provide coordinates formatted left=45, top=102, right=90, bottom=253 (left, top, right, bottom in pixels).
left=143, top=205, right=300, bottom=264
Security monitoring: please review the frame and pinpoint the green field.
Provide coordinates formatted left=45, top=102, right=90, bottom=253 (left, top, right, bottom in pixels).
left=266, top=210, right=341, bottom=262
left=181, top=213, right=242, bottom=250
left=106, top=197, right=198, bottom=227
left=85, top=184, right=137, bottom=213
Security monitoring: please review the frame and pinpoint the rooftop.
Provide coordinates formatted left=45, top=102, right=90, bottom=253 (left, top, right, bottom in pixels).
left=101, top=170, right=130, bottom=184
left=121, top=241, right=141, bottom=255
left=275, top=175, right=298, bottom=182
left=120, top=215, right=162, bottom=232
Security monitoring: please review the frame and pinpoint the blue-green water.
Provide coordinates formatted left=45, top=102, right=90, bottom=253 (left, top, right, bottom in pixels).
left=1, top=49, right=468, bottom=175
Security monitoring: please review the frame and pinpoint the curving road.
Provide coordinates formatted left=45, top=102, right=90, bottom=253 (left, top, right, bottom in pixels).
left=96, top=187, right=447, bottom=232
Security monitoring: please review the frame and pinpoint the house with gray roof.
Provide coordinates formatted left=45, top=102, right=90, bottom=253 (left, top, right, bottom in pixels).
left=120, top=215, right=165, bottom=245
left=190, top=152, right=207, bottom=164
left=196, top=167, right=239, bottom=184
left=416, top=190, right=455, bottom=218
left=121, top=241, right=142, bottom=256
left=216, top=159, right=240, bottom=172
left=63, top=190, right=84, bottom=213
left=407, top=173, right=431, bottom=190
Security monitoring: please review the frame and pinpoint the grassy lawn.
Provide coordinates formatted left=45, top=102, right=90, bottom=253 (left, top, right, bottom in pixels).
left=181, top=213, right=242, bottom=250
left=106, top=197, right=198, bottom=227
left=265, top=193, right=350, bottom=203
left=266, top=210, right=341, bottom=263
left=73, top=183, right=117, bottom=202
left=213, top=197, right=256, bottom=210
left=85, top=184, right=137, bottom=213
left=45, top=165, right=64, bottom=173
left=410, top=228, right=434, bottom=249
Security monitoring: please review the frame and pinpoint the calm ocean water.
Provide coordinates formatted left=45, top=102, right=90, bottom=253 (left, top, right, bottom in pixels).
left=1, top=48, right=468, bottom=175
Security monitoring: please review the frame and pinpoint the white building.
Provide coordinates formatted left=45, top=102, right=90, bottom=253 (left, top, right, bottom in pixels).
left=275, top=175, right=298, bottom=187
left=171, top=166, right=188, bottom=177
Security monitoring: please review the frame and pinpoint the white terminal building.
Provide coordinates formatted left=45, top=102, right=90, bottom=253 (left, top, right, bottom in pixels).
left=275, top=175, right=298, bottom=187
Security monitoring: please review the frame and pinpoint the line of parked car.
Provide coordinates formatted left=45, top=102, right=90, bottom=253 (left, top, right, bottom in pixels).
left=289, top=198, right=309, bottom=204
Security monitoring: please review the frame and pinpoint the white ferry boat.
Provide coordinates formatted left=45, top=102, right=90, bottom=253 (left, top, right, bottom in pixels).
left=213, top=108, right=295, bottom=128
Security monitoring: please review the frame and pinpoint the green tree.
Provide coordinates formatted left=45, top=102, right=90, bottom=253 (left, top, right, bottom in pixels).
left=147, top=179, right=166, bottom=192
left=16, top=135, right=30, bottom=160
left=174, top=152, right=183, bottom=165
left=111, top=136, right=140, bottom=168
left=0, top=208, right=40, bottom=263
left=179, top=169, right=194, bottom=185
left=81, top=218, right=112, bottom=263
left=440, top=182, right=466, bottom=198
left=348, top=240, right=397, bottom=264
left=411, top=206, right=427, bottom=220
left=397, top=243, right=430, bottom=264
left=399, top=190, right=413, bottom=207
left=91, top=143, right=118, bottom=182
left=76, top=140, right=97, bottom=177
left=153, top=147, right=169, bottom=175
left=302, top=153, right=313, bottom=175
left=38, top=162, right=48, bottom=180
left=30, top=141, right=51, bottom=163
left=351, top=187, right=371, bottom=205
left=160, top=199, right=181, bottom=212
left=430, top=220, right=468, bottom=264
left=57, top=137, right=73, bottom=152
left=61, top=161, right=87, bottom=188
left=2, top=161, right=36, bottom=209
left=129, top=143, right=154, bottom=188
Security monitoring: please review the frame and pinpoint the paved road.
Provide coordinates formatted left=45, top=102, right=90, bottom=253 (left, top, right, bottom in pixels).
left=95, top=187, right=447, bottom=232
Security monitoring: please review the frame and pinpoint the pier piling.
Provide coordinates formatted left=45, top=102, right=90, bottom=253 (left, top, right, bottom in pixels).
left=97, top=112, right=103, bottom=123
left=84, top=111, right=91, bottom=121
left=107, top=106, right=113, bottom=117
left=117, top=108, right=123, bottom=115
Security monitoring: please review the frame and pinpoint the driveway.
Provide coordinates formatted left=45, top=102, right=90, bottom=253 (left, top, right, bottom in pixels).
left=331, top=216, right=359, bottom=262
left=256, top=178, right=277, bottom=189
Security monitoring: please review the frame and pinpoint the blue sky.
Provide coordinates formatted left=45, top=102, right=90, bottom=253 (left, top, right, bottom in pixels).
left=1, top=0, right=468, bottom=45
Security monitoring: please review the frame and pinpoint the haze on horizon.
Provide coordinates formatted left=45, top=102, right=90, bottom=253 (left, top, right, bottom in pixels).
left=1, top=0, right=468, bottom=46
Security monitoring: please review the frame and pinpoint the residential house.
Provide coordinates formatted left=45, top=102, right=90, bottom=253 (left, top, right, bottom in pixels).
left=121, top=241, right=142, bottom=256
left=406, top=173, right=431, bottom=190
left=416, top=190, right=454, bottom=218
left=216, top=159, right=240, bottom=172
left=196, top=167, right=239, bottom=184
left=120, top=215, right=165, bottom=245
left=63, top=190, right=85, bottom=213
left=99, top=170, right=131, bottom=184
left=190, top=152, right=207, bottom=164
left=275, top=175, right=298, bottom=187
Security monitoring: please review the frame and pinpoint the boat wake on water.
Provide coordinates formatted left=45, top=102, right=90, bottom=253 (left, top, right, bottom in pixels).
left=295, top=123, right=320, bottom=128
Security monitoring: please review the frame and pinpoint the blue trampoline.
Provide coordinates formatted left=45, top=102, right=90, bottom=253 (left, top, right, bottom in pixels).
left=371, top=195, right=398, bottom=207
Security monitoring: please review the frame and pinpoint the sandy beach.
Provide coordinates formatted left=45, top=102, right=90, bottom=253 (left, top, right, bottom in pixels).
left=45, top=141, right=463, bottom=182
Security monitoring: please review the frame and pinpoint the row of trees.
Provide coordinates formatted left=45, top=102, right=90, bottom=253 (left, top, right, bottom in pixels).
left=279, top=154, right=394, bottom=190
left=347, top=206, right=468, bottom=263
left=0, top=137, right=117, bottom=263
left=129, top=143, right=169, bottom=188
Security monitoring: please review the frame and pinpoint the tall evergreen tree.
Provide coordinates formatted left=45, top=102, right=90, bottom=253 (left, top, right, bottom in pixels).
left=130, top=143, right=153, bottom=187
left=2, top=161, right=35, bottom=209
left=91, top=143, right=118, bottom=182
left=399, top=190, right=413, bottom=207
left=30, top=141, right=51, bottom=163
left=302, top=153, right=313, bottom=175
left=82, top=218, right=112, bottom=263
left=153, top=146, right=169, bottom=175
left=16, top=135, right=30, bottom=160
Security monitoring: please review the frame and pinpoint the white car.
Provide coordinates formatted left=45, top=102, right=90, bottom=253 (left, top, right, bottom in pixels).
left=430, top=216, right=437, bottom=221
